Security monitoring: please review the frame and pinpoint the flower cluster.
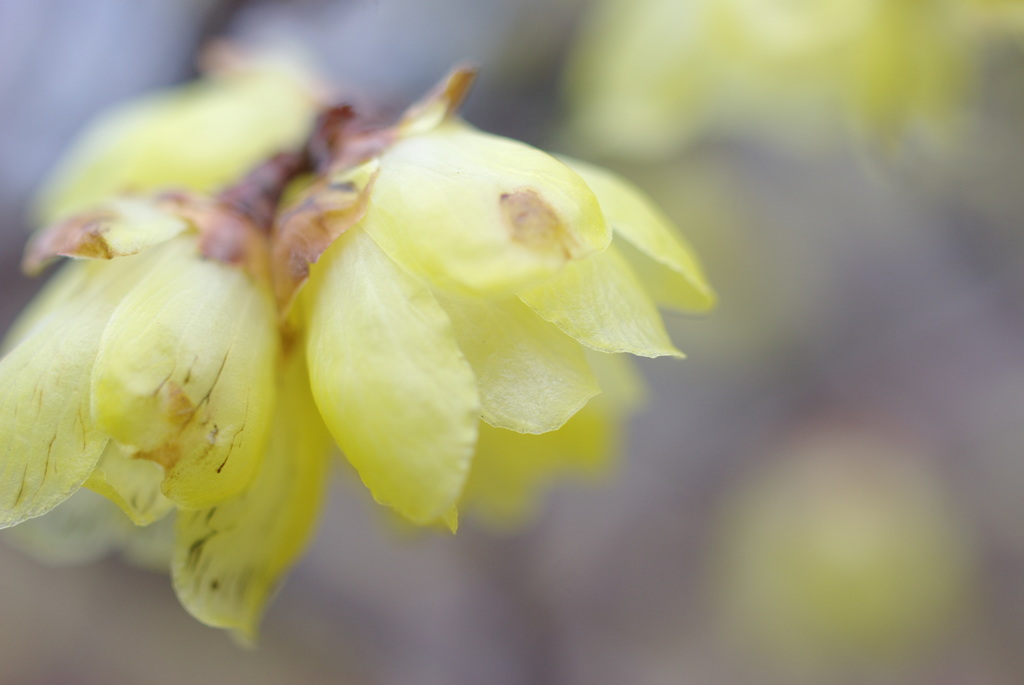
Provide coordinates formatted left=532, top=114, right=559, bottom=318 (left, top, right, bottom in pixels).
left=0, top=56, right=713, bottom=639
left=566, top=0, right=1023, bottom=156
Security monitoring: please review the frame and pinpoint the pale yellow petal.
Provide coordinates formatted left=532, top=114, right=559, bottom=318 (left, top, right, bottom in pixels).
left=461, top=351, right=647, bottom=526
left=396, top=67, right=478, bottom=136
left=23, top=197, right=190, bottom=275
left=2, top=261, right=93, bottom=352
left=461, top=353, right=645, bottom=527
left=305, top=228, right=480, bottom=524
left=441, top=507, right=459, bottom=533
left=0, top=257, right=148, bottom=528
left=363, top=120, right=610, bottom=296
left=36, top=68, right=318, bottom=223
left=562, top=157, right=716, bottom=312
left=460, top=403, right=620, bottom=528
left=614, top=240, right=707, bottom=314
left=91, top=237, right=279, bottom=509
left=173, top=350, right=333, bottom=642
left=435, top=291, right=599, bottom=434
left=82, top=197, right=191, bottom=255
left=518, top=246, right=683, bottom=358
left=84, top=441, right=173, bottom=526
left=372, top=502, right=460, bottom=537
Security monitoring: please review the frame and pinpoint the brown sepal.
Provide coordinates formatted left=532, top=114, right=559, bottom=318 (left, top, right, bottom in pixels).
left=270, top=166, right=378, bottom=316
left=23, top=207, right=126, bottom=275
left=158, top=192, right=272, bottom=283
left=398, top=65, right=479, bottom=132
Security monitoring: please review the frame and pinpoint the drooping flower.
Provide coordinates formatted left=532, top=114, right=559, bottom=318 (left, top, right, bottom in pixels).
left=2, top=155, right=332, bottom=638
left=1, top=61, right=714, bottom=639
left=1, top=57, right=333, bottom=638
left=564, top=0, right=1016, bottom=156
left=13, top=184, right=282, bottom=513
left=275, top=68, right=715, bottom=526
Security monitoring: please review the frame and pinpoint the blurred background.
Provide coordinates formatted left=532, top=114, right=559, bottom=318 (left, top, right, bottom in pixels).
left=2, top=0, right=1024, bottom=683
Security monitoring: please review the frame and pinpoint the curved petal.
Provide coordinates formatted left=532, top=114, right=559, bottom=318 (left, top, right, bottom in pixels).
left=435, top=292, right=599, bottom=434
left=173, top=350, right=333, bottom=643
left=35, top=67, right=319, bottom=224
left=0, top=257, right=147, bottom=529
left=397, top=67, right=477, bottom=136
left=91, top=237, right=279, bottom=509
left=460, top=352, right=646, bottom=527
left=23, top=198, right=190, bottom=275
left=562, top=157, right=715, bottom=312
left=3, top=261, right=93, bottom=352
left=460, top=403, right=619, bottom=528
left=305, top=228, right=480, bottom=524
left=84, top=441, right=174, bottom=526
left=518, top=246, right=683, bottom=358
left=363, top=121, right=610, bottom=296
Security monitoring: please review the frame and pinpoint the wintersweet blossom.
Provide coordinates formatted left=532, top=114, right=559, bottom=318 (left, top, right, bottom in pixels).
left=565, top=0, right=1020, bottom=156
left=275, top=72, right=714, bottom=527
left=0, top=62, right=713, bottom=638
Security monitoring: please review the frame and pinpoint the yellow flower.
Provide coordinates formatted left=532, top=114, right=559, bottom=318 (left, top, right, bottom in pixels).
left=13, top=188, right=280, bottom=513
left=3, top=179, right=325, bottom=638
left=565, top=0, right=1009, bottom=155
left=1, top=65, right=713, bottom=638
left=171, top=344, right=332, bottom=642
left=277, top=69, right=715, bottom=526
left=36, top=44, right=322, bottom=224
left=3, top=334, right=330, bottom=642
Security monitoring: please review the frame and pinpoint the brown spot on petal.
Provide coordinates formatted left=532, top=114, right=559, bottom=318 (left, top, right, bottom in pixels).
left=500, top=190, right=574, bottom=256
left=22, top=209, right=118, bottom=274
left=134, top=443, right=181, bottom=471
left=161, top=381, right=196, bottom=423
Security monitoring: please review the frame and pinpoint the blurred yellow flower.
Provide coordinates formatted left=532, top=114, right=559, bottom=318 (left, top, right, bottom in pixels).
left=0, top=61, right=713, bottom=638
left=711, top=424, right=973, bottom=674
left=565, top=0, right=1016, bottom=156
